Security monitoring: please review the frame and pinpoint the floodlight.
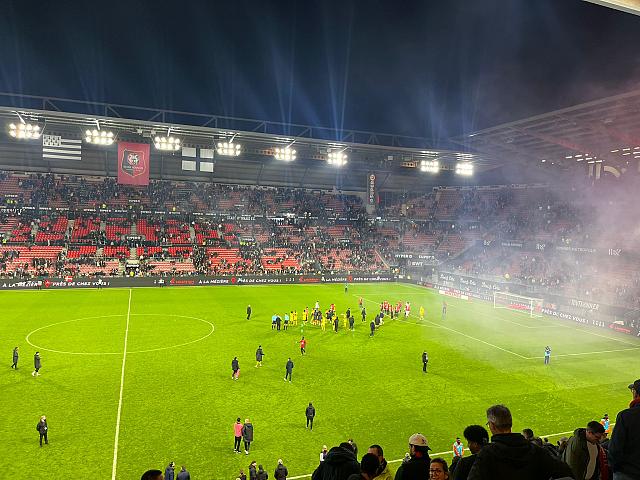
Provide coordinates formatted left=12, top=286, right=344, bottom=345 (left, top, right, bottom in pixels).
left=420, top=159, right=439, bottom=173
left=8, top=122, right=41, bottom=140
left=216, top=142, right=242, bottom=156
left=85, top=129, right=114, bottom=145
left=327, top=151, right=348, bottom=167
left=455, top=162, right=474, bottom=176
left=274, top=146, right=296, bottom=161
left=154, top=136, right=181, bottom=151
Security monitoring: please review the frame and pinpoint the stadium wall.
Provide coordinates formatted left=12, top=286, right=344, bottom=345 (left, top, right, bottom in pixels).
left=0, top=273, right=394, bottom=290
left=420, top=272, right=639, bottom=337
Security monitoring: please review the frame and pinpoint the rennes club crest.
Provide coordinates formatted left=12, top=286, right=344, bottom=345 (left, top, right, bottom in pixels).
left=121, top=149, right=146, bottom=177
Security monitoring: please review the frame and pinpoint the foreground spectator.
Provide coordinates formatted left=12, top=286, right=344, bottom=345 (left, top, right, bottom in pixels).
left=468, top=404, right=574, bottom=480
left=257, top=465, right=269, bottom=480
left=562, top=421, right=606, bottom=480
left=141, top=470, right=163, bottom=480
left=429, top=458, right=449, bottom=480
left=608, top=379, right=640, bottom=480
left=451, top=425, right=489, bottom=480
left=348, top=453, right=380, bottom=480
left=394, top=433, right=432, bottom=480
left=312, top=442, right=360, bottom=480
left=367, top=444, right=393, bottom=480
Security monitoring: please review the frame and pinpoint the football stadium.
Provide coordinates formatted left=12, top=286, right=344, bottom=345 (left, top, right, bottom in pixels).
left=1, top=2, right=640, bottom=480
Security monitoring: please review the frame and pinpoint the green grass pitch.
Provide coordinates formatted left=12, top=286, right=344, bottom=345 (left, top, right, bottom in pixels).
left=1, top=282, right=638, bottom=479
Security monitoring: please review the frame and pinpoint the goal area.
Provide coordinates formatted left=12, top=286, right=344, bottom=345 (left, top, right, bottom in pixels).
left=493, top=291, right=544, bottom=318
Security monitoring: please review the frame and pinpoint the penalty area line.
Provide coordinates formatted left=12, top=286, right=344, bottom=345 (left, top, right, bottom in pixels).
left=112, top=289, right=132, bottom=480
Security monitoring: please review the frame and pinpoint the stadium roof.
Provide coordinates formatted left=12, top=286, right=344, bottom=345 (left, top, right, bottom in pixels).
left=0, top=92, right=501, bottom=192
left=452, top=88, right=640, bottom=172
left=584, top=0, right=640, bottom=16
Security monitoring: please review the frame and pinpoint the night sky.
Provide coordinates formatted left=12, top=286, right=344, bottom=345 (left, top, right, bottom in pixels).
left=1, top=0, right=639, bottom=146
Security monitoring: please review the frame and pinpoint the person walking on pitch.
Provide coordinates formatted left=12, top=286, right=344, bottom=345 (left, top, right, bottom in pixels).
left=299, top=337, right=306, bottom=355
left=32, top=351, right=41, bottom=376
left=255, top=345, right=264, bottom=367
left=422, top=351, right=428, bottom=373
left=284, top=358, right=294, bottom=382
left=306, top=402, right=316, bottom=430
left=246, top=305, right=252, bottom=320
left=11, top=346, right=18, bottom=369
left=36, top=415, right=48, bottom=446
left=234, top=417, right=244, bottom=453
left=232, top=356, right=240, bottom=380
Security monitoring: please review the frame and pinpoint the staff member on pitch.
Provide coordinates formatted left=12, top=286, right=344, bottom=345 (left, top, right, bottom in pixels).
left=284, top=358, right=294, bottom=382
left=11, top=346, right=18, bottom=369
left=306, top=402, right=316, bottom=430
left=32, top=351, right=42, bottom=376
left=36, top=415, right=48, bottom=446
left=247, top=305, right=252, bottom=320
left=422, top=351, right=428, bottom=373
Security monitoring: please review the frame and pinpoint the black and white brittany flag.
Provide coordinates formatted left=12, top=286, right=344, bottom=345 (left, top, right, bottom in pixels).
left=42, top=135, right=82, bottom=161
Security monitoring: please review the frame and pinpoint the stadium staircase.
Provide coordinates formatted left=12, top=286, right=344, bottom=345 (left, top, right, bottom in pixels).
left=129, top=247, right=138, bottom=260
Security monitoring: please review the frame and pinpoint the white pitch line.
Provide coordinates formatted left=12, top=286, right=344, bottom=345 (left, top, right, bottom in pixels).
left=529, top=346, right=640, bottom=358
left=285, top=426, right=603, bottom=480
left=111, top=289, right=132, bottom=480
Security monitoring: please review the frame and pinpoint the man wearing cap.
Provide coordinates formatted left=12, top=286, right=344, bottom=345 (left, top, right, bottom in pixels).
left=394, top=433, right=431, bottom=480
left=468, top=404, right=572, bottom=480
left=561, top=421, right=607, bottom=480
left=608, top=379, right=640, bottom=480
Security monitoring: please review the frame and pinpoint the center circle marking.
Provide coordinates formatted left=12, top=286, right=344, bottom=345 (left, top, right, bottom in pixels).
left=25, top=313, right=215, bottom=355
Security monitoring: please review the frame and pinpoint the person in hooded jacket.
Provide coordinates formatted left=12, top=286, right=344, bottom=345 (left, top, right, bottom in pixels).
left=249, top=461, right=258, bottom=480
left=257, top=465, right=269, bottom=480
left=275, top=459, right=289, bottom=480
left=467, top=404, right=573, bottom=480
left=312, top=442, right=360, bottom=480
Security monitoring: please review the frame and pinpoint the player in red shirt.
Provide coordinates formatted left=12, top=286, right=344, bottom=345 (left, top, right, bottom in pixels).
left=299, top=336, right=307, bottom=355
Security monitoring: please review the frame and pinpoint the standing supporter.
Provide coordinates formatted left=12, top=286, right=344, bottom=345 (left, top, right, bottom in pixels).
left=562, top=421, right=606, bottom=480
left=247, top=304, right=252, bottom=320
left=422, top=351, right=429, bottom=373
left=394, top=433, right=432, bottom=480
left=300, top=337, right=307, bottom=355
left=257, top=465, right=269, bottom=480
left=429, top=458, right=450, bottom=480
left=306, top=402, right=316, bottom=429
left=36, top=415, right=48, bottom=446
left=608, top=379, right=640, bottom=480
left=250, top=461, right=258, bottom=480
left=368, top=444, right=394, bottom=480
left=32, top=351, right=42, bottom=376
left=467, top=404, right=573, bottom=480
left=600, top=414, right=611, bottom=435
left=256, top=345, right=264, bottom=367
left=347, top=453, right=380, bottom=480
left=544, top=346, right=551, bottom=365
left=451, top=425, right=489, bottom=480
left=11, top=346, right=18, bottom=369
left=320, top=445, right=329, bottom=462
left=312, top=442, right=360, bottom=480
left=370, top=321, right=376, bottom=337
left=232, top=357, right=240, bottom=380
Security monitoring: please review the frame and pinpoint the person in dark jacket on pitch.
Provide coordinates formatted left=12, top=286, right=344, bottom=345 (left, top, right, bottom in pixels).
left=284, top=358, right=294, bottom=382
left=256, top=346, right=264, bottom=367
left=275, top=459, right=288, bottom=480
left=165, top=462, right=176, bottom=480
left=608, top=379, right=640, bottom=480
left=370, top=321, right=375, bottom=337
left=36, top=415, right=48, bottom=446
left=11, top=346, right=18, bottom=369
left=394, top=433, right=432, bottom=480
left=562, top=421, right=606, bottom=480
left=176, top=465, right=190, bottom=480
left=312, top=442, right=360, bottom=480
left=239, top=469, right=247, bottom=480
left=242, top=418, right=254, bottom=454
left=140, top=470, right=163, bottom=480
left=467, top=404, right=574, bottom=480
left=306, top=402, right=316, bottom=429
left=232, top=356, right=240, bottom=380
left=257, top=465, right=269, bottom=480
left=450, top=425, right=489, bottom=480
left=32, top=351, right=42, bottom=376
left=249, top=461, right=258, bottom=480
left=247, top=304, right=252, bottom=320
left=348, top=439, right=358, bottom=458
